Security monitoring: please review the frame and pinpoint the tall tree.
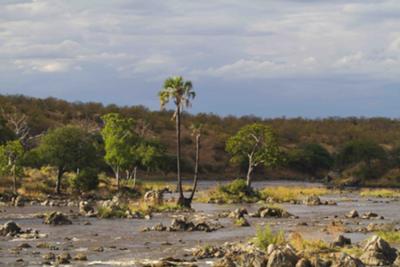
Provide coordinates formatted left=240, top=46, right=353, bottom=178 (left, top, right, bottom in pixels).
left=226, top=123, right=280, bottom=188
left=0, top=140, right=25, bottom=194
left=101, top=113, right=136, bottom=190
left=36, top=126, right=98, bottom=194
left=188, top=123, right=202, bottom=204
left=158, top=76, right=195, bottom=207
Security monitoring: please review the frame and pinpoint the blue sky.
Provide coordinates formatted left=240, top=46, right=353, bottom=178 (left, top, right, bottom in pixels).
left=1, top=0, right=400, bottom=118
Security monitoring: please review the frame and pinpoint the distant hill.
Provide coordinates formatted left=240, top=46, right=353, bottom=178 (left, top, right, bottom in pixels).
left=1, top=94, right=400, bottom=183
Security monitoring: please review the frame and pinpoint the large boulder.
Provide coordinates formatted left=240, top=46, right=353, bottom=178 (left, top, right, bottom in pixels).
left=0, top=221, right=21, bottom=236
left=345, top=209, right=359, bottom=219
left=359, top=235, right=397, bottom=266
left=144, top=190, right=165, bottom=205
left=331, top=253, right=364, bottom=267
left=43, top=212, right=72, bottom=225
left=303, top=195, right=322, bottom=206
left=79, top=201, right=96, bottom=217
left=267, top=244, right=298, bottom=267
left=254, top=206, right=292, bottom=218
left=331, top=235, right=351, bottom=247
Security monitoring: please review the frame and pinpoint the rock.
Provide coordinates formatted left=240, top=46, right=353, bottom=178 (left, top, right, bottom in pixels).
left=213, top=257, right=236, bottom=267
left=79, top=201, right=96, bottom=217
left=92, top=246, right=104, bottom=252
left=393, top=253, right=400, bottom=266
left=331, top=253, right=364, bottom=267
left=359, top=235, right=397, bottom=266
left=361, top=212, right=379, bottom=219
left=267, top=244, right=298, bottom=267
left=310, top=258, right=331, bottom=267
left=193, top=245, right=225, bottom=259
left=0, top=221, right=21, bottom=236
left=42, top=252, right=56, bottom=261
left=56, top=252, right=71, bottom=264
left=257, top=206, right=292, bottom=218
left=228, top=208, right=248, bottom=219
left=303, top=195, right=322, bottom=206
left=73, top=252, right=87, bottom=261
left=13, top=195, right=24, bottom=207
left=17, top=243, right=31, bottom=249
left=144, top=190, right=165, bottom=205
left=43, top=212, right=72, bottom=225
left=331, top=235, right=351, bottom=247
left=296, top=258, right=312, bottom=267
left=346, top=209, right=359, bottom=218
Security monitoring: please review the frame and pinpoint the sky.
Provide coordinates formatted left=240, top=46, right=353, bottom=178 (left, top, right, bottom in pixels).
left=1, top=0, right=400, bottom=118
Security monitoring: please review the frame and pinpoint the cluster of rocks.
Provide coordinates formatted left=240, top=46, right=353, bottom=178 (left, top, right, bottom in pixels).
left=228, top=208, right=250, bottom=227
left=345, top=209, right=383, bottom=220
left=0, top=221, right=43, bottom=239
left=303, top=196, right=337, bottom=206
left=43, top=211, right=72, bottom=225
left=250, top=206, right=293, bottom=218
left=42, top=252, right=87, bottom=265
left=78, top=200, right=97, bottom=217
left=192, top=235, right=400, bottom=267
left=143, top=215, right=223, bottom=232
left=141, top=257, right=197, bottom=267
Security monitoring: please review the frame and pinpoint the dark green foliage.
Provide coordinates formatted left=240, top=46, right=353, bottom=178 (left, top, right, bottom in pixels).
left=337, top=140, right=386, bottom=168
left=287, top=143, right=333, bottom=175
left=0, top=118, right=15, bottom=145
left=69, top=168, right=99, bottom=192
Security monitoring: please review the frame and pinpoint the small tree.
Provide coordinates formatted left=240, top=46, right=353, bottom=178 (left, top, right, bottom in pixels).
left=226, top=123, right=280, bottom=188
left=0, top=140, right=25, bottom=194
left=36, top=126, right=98, bottom=194
left=288, top=143, right=333, bottom=175
left=101, top=113, right=136, bottom=190
left=158, top=76, right=195, bottom=207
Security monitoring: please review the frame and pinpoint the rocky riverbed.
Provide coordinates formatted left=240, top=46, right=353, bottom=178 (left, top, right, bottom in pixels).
left=0, top=181, right=399, bottom=266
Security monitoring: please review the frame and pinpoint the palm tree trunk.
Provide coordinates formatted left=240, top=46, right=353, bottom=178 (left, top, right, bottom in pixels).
left=56, top=167, right=63, bottom=194
left=189, top=134, right=200, bottom=201
left=176, top=106, right=183, bottom=200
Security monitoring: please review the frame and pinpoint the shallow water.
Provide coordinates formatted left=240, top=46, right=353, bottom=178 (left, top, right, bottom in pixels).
left=1, top=180, right=399, bottom=266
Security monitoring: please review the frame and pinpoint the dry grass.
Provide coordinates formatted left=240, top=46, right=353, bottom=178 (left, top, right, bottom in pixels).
left=360, top=188, right=400, bottom=198
left=261, top=186, right=331, bottom=202
left=290, top=232, right=336, bottom=257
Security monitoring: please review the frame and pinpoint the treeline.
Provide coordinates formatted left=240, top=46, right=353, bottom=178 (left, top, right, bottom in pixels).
left=1, top=94, right=400, bottom=187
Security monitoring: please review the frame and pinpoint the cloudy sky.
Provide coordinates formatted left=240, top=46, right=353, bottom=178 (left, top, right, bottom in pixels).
left=1, top=0, right=400, bottom=118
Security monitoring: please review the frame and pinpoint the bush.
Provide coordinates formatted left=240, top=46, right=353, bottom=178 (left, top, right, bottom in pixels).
left=287, top=143, right=333, bottom=175
left=253, top=225, right=286, bottom=250
left=69, top=168, right=99, bottom=192
left=220, top=179, right=250, bottom=195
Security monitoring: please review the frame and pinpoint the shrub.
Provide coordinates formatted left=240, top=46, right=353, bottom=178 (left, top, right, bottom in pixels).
left=220, top=179, right=249, bottom=195
left=287, top=143, right=333, bottom=175
left=253, top=225, right=286, bottom=250
left=69, top=168, right=99, bottom=192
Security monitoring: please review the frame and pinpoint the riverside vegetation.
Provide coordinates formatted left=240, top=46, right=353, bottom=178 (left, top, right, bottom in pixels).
left=1, top=76, right=400, bottom=266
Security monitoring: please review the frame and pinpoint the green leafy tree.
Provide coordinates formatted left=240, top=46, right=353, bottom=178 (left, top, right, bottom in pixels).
left=337, top=140, right=386, bottom=169
left=158, top=76, right=195, bottom=207
left=101, top=113, right=136, bottom=190
left=288, top=143, right=333, bottom=175
left=126, top=139, right=165, bottom=187
left=0, top=140, right=25, bottom=194
left=226, top=123, right=280, bottom=188
left=36, top=126, right=98, bottom=194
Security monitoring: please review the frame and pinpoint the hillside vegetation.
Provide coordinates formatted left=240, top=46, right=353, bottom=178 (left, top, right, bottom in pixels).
left=1, top=94, right=400, bottom=187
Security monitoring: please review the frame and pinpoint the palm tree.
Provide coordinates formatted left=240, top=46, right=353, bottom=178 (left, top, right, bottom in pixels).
left=158, top=76, right=195, bottom=207
left=188, top=123, right=202, bottom=204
